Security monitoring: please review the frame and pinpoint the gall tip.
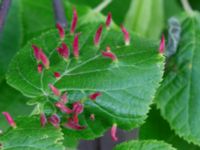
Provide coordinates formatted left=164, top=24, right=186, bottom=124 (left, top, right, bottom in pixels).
left=121, top=24, right=130, bottom=46
left=94, top=25, right=103, bottom=46
left=49, top=84, right=61, bottom=96
left=89, top=92, right=101, bottom=100
left=159, top=34, right=165, bottom=54
left=2, top=112, right=16, bottom=128
left=70, top=8, right=78, bottom=34
left=102, top=51, right=118, bottom=62
left=56, top=23, right=65, bottom=40
left=54, top=72, right=61, bottom=79
left=111, top=123, right=118, bottom=141
left=106, top=12, right=112, bottom=29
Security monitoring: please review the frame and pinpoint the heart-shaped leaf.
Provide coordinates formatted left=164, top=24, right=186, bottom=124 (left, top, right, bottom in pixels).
left=155, top=13, right=200, bottom=146
left=114, top=140, right=176, bottom=150
left=0, top=116, right=64, bottom=150
left=7, top=21, right=164, bottom=139
left=140, top=106, right=200, bottom=150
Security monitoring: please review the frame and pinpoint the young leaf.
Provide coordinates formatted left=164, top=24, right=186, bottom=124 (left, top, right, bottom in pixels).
left=0, top=116, right=65, bottom=150
left=155, top=12, right=200, bottom=146
left=124, top=0, right=164, bottom=40
left=114, top=140, right=176, bottom=150
left=7, top=23, right=164, bottom=139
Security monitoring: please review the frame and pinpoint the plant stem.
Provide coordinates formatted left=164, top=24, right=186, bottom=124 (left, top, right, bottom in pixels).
left=93, top=0, right=112, bottom=13
left=0, top=0, right=11, bottom=34
left=52, top=0, right=67, bottom=28
left=181, top=0, right=193, bottom=15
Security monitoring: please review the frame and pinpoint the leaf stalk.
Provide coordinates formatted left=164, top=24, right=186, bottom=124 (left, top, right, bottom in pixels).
left=181, top=0, right=194, bottom=15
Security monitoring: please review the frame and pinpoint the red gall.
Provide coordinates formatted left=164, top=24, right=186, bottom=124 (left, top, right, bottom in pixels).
left=40, top=113, right=47, bottom=127
left=64, top=118, right=86, bottom=130
left=73, top=34, right=79, bottom=59
left=49, top=84, right=61, bottom=96
left=56, top=23, right=65, bottom=40
left=159, top=34, right=165, bottom=54
left=102, top=51, right=118, bottom=62
left=54, top=72, right=61, bottom=79
left=70, top=8, right=78, bottom=34
left=94, top=25, right=103, bottom=46
left=48, top=114, right=60, bottom=128
left=121, top=25, right=130, bottom=46
left=57, top=42, right=70, bottom=60
left=60, top=92, right=68, bottom=104
left=72, top=101, right=84, bottom=114
left=72, top=113, right=79, bottom=124
left=55, top=102, right=72, bottom=114
left=37, top=64, right=43, bottom=73
left=32, top=45, right=40, bottom=61
left=106, top=12, right=112, bottom=29
left=111, top=123, right=118, bottom=141
left=32, top=45, right=50, bottom=69
left=39, top=50, right=50, bottom=69
left=89, top=92, right=101, bottom=100
left=2, top=112, right=16, bottom=128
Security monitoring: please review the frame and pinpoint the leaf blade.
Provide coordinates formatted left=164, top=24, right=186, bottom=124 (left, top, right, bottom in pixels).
left=155, top=13, right=200, bottom=146
left=114, top=140, right=176, bottom=150
left=0, top=116, right=65, bottom=150
left=7, top=23, right=164, bottom=139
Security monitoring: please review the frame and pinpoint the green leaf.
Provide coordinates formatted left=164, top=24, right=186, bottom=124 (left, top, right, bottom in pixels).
left=155, top=12, right=200, bottom=146
left=0, top=80, right=33, bottom=131
left=7, top=22, right=164, bottom=139
left=0, top=0, right=22, bottom=82
left=21, top=0, right=55, bottom=44
left=124, top=0, right=164, bottom=40
left=63, top=1, right=106, bottom=26
left=114, top=140, right=176, bottom=150
left=0, top=0, right=55, bottom=82
left=0, top=116, right=64, bottom=150
left=62, top=133, right=78, bottom=149
left=140, top=106, right=200, bottom=150
left=67, top=0, right=131, bottom=25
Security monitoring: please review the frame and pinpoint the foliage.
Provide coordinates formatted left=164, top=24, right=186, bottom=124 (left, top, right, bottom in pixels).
left=1, top=0, right=200, bottom=149
left=114, top=140, right=176, bottom=150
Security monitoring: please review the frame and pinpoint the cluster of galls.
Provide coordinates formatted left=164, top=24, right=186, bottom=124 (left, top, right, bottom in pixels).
left=31, top=9, right=130, bottom=141
left=1, top=9, right=165, bottom=142
left=42, top=84, right=101, bottom=130
left=31, top=10, right=131, bottom=74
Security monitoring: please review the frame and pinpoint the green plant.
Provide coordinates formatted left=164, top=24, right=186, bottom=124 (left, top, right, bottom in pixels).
left=1, top=0, right=200, bottom=150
